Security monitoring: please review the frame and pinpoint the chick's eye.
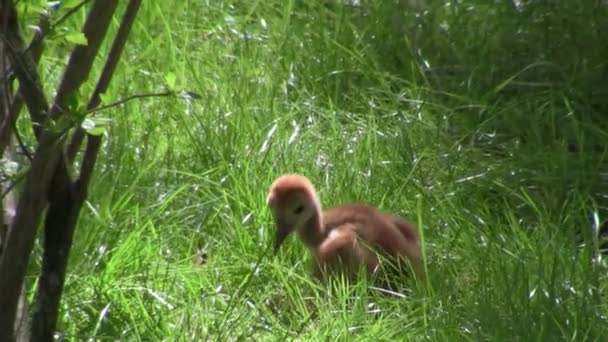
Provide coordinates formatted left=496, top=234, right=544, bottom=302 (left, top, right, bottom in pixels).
left=293, top=205, right=305, bottom=214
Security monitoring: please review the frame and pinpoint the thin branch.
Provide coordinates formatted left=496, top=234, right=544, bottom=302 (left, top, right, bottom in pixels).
left=0, top=33, right=17, bottom=157
left=87, top=90, right=180, bottom=114
left=1, top=2, right=52, bottom=135
left=66, top=0, right=141, bottom=163
left=2, top=23, right=49, bottom=134
left=0, top=8, right=51, bottom=159
left=5, top=1, right=89, bottom=146
left=77, top=0, right=144, bottom=191
left=76, top=0, right=143, bottom=214
left=48, top=0, right=119, bottom=121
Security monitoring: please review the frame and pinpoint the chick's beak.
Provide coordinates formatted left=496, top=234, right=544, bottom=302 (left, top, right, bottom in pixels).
left=266, top=191, right=276, bottom=207
left=267, top=191, right=285, bottom=253
left=272, top=214, right=291, bottom=254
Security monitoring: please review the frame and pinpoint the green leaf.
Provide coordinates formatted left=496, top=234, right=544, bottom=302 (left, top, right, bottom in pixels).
left=99, top=92, right=112, bottom=105
left=82, top=117, right=112, bottom=136
left=65, top=32, right=88, bottom=46
left=65, top=91, right=81, bottom=113
left=81, top=118, right=95, bottom=130
left=61, top=0, right=83, bottom=9
left=86, top=126, right=107, bottom=136
left=165, top=72, right=176, bottom=89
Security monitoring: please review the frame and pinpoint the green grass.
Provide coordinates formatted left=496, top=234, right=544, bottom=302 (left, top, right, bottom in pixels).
left=18, top=0, right=608, bottom=340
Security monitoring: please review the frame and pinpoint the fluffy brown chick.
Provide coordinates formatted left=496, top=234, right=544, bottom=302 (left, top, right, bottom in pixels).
left=266, top=174, right=424, bottom=282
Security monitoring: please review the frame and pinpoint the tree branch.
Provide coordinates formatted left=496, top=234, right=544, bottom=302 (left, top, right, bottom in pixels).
left=31, top=1, right=140, bottom=340
left=0, top=146, right=30, bottom=342
left=0, top=130, right=65, bottom=342
left=77, top=0, right=143, bottom=188
left=89, top=90, right=181, bottom=114
left=67, top=0, right=143, bottom=162
left=49, top=1, right=118, bottom=121
left=1, top=4, right=49, bottom=136
left=0, top=3, right=55, bottom=341
left=0, top=7, right=31, bottom=342
left=6, top=2, right=90, bottom=146
left=3, top=9, right=51, bottom=144
left=0, top=0, right=119, bottom=340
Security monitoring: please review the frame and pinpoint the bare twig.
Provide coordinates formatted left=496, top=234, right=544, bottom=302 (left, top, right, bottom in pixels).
left=87, top=91, right=179, bottom=114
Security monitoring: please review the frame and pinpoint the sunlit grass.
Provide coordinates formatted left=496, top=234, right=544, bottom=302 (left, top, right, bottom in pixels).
left=20, top=0, right=608, bottom=340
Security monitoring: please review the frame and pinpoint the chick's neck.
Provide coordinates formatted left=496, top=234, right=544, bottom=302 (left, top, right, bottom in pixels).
left=296, top=210, right=325, bottom=248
